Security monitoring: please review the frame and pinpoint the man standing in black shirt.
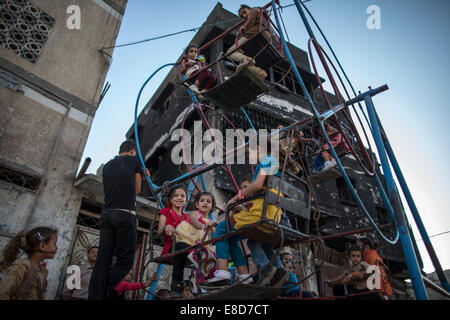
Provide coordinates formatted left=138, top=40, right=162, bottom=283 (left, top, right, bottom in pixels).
left=88, top=141, right=149, bottom=300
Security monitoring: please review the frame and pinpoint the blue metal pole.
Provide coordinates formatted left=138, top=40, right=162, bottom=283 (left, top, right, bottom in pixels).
left=294, top=0, right=315, bottom=39
left=134, top=63, right=177, bottom=208
left=146, top=263, right=165, bottom=300
left=199, top=172, right=208, bottom=192
left=375, top=111, right=450, bottom=293
left=240, top=106, right=257, bottom=131
left=365, top=95, right=428, bottom=300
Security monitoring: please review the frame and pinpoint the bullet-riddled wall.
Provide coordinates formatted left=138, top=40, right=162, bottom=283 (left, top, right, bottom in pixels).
left=0, top=0, right=127, bottom=299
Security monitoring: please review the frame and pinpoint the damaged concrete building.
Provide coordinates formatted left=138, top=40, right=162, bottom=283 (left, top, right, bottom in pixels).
left=127, top=3, right=422, bottom=298
left=0, top=0, right=131, bottom=299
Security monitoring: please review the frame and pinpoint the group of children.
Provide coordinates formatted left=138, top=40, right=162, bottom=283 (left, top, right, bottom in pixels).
left=0, top=223, right=391, bottom=301
left=152, top=129, right=392, bottom=300
left=153, top=132, right=355, bottom=299
left=278, top=121, right=350, bottom=177
left=326, top=239, right=392, bottom=300
left=180, top=23, right=347, bottom=177
left=179, top=4, right=272, bottom=98
left=155, top=134, right=294, bottom=297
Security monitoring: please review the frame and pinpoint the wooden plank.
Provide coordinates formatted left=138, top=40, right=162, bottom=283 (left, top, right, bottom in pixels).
left=240, top=32, right=283, bottom=69
left=203, top=67, right=269, bottom=110
left=266, top=193, right=310, bottom=220
left=236, top=220, right=308, bottom=246
left=195, top=283, right=286, bottom=300
left=307, top=167, right=342, bottom=184
left=152, top=220, right=311, bottom=266
left=150, top=255, right=193, bottom=266
left=267, top=175, right=305, bottom=201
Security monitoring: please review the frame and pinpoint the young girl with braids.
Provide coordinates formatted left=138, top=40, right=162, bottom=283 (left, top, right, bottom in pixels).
left=187, top=191, right=218, bottom=293
left=0, top=227, right=58, bottom=300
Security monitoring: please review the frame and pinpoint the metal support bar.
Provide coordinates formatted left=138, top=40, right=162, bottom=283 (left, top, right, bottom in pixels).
left=146, top=263, right=165, bottom=300
left=199, top=172, right=208, bottom=192
left=421, top=275, right=450, bottom=299
left=294, top=224, right=392, bottom=245
left=319, top=103, right=345, bottom=122
left=241, top=106, right=257, bottom=131
left=134, top=63, right=177, bottom=208
left=375, top=110, right=450, bottom=293
left=76, top=157, right=91, bottom=181
left=365, top=95, right=428, bottom=300
left=158, top=163, right=221, bottom=190
left=345, top=85, right=389, bottom=106
left=185, top=175, right=199, bottom=205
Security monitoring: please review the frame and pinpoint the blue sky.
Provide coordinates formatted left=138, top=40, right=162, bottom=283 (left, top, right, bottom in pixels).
left=80, top=0, right=449, bottom=273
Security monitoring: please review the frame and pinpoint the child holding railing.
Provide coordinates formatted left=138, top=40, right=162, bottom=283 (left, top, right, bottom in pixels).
left=326, top=245, right=371, bottom=298
left=157, top=184, right=190, bottom=297
left=180, top=45, right=218, bottom=96
left=187, top=191, right=217, bottom=293
left=203, top=134, right=289, bottom=289
left=201, top=180, right=253, bottom=290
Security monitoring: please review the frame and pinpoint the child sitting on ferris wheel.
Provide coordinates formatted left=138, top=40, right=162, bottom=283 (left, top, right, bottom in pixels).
left=180, top=44, right=218, bottom=97
left=225, top=4, right=275, bottom=81
left=186, top=191, right=218, bottom=294
left=200, top=178, right=255, bottom=290
left=312, top=122, right=350, bottom=173
left=324, top=245, right=381, bottom=300
left=205, top=134, right=290, bottom=288
left=277, top=124, right=314, bottom=176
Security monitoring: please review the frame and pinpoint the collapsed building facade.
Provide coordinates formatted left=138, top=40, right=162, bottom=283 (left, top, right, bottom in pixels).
left=127, top=3, right=422, bottom=298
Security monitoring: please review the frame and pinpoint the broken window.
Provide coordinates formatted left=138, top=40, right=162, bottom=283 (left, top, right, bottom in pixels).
left=76, top=212, right=100, bottom=230
left=150, top=82, right=175, bottom=121
left=0, top=162, right=41, bottom=191
left=270, top=66, right=306, bottom=97
left=375, top=205, right=389, bottom=225
left=335, top=177, right=357, bottom=206
left=220, top=105, right=290, bottom=132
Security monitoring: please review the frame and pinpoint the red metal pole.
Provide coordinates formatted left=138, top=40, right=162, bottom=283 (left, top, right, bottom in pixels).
left=132, top=241, right=143, bottom=300
left=293, top=224, right=392, bottom=245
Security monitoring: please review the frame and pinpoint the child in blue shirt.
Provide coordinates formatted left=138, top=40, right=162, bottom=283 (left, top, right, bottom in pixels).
left=226, top=134, right=289, bottom=287
left=280, top=252, right=317, bottom=298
